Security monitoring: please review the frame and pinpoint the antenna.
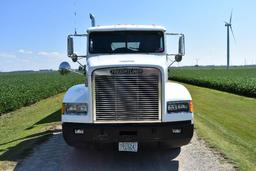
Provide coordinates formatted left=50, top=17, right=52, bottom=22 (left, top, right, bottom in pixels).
left=89, top=13, right=95, bottom=27
left=224, top=9, right=236, bottom=69
left=73, top=0, right=78, bottom=35
left=74, top=12, right=77, bottom=35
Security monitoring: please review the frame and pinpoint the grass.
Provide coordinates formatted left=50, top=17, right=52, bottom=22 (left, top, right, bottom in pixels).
left=170, top=67, right=256, bottom=97
left=0, top=71, right=83, bottom=114
left=0, top=77, right=255, bottom=170
left=0, top=93, right=63, bottom=171
left=182, top=83, right=256, bottom=171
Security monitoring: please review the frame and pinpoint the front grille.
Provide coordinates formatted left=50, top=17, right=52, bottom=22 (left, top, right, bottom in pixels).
left=93, top=67, right=161, bottom=122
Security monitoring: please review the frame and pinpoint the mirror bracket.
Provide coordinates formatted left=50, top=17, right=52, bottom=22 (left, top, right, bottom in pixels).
left=166, top=33, right=185, bottom=68
left=71, top=53, right=78, bottom=62
left=175, top=54, right=182, bottom=62
left=166, top=33, right=185, bottom=56
left=67, top=33, right=88, bottom=59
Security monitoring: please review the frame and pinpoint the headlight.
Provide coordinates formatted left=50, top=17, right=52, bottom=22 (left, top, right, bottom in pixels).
left=63, top=103, right=88, bottom=115
left=167, top=101, right=192, bottom=113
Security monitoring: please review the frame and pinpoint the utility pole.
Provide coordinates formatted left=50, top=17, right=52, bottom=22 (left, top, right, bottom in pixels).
left=196, top=58, right=199, bottom=66
left=225, top=23, right=230, bottom=69
left=224, top=10, right=235, bottom=69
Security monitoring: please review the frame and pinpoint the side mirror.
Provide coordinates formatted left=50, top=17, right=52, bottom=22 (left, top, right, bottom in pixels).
left=67, top=36, right=74, bottom=57
left=178, top=35, right=185, bottom=56
left=59, top=61, right=71, bottom=75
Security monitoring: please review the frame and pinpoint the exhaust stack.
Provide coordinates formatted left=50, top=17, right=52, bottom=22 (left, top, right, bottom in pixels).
left=89, top=13, right=95, bottom=27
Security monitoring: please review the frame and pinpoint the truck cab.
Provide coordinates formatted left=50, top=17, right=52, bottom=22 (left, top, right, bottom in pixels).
left=59, top=24, right=193, bottom=152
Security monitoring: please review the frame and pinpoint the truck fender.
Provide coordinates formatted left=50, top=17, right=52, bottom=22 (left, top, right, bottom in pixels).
left=165, top=82, right=192, bottom=102
left=163, top=82, right=193, bottom=123
left=63, top=84, right=88, bottom=104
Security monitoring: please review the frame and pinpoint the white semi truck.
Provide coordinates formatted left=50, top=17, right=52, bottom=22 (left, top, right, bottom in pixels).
left=59, top=19, right=193, bottom=152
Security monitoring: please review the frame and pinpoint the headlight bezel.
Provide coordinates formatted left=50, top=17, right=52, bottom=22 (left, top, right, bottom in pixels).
left=63, top=103, right=88, bottom=115
left=167, top=100, right=192, bottom=113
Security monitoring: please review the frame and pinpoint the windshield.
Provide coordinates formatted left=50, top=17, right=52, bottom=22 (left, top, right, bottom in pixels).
left=89, top=31, right=164, bottom=54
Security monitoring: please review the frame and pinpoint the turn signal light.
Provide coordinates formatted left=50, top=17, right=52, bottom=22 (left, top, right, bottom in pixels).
left=61, top=103, right=65, bottom=114
left=189, top=101, right=193, bottom=113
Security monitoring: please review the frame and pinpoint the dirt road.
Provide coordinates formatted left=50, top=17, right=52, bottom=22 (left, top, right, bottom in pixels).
left=15, top=132, right=236, bottom=171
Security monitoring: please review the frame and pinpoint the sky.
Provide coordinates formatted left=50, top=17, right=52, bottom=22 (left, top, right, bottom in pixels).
left=0, top=0, right=256, bottom=71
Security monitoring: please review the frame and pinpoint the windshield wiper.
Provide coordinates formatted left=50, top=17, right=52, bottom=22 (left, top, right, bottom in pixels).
left=128, top=47, right=139, bottom=51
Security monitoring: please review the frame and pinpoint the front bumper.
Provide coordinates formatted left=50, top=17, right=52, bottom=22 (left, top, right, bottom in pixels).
left=62, top=121, right=194, bottom=147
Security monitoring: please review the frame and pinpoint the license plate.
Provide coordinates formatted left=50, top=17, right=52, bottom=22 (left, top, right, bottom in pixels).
left=118, top=142, right=138, bottom=152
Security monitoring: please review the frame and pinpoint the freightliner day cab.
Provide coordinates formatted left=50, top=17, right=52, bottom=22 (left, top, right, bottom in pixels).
left=59, top=16, right=193, bottom=152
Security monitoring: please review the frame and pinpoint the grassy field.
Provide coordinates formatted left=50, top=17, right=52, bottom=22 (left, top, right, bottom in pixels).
left=169, top=67, right=256, bottom=98
left=0, top=71, right=83, bottom=114
left=183, top=83, right=256, bottom=171
left=1, top=85, right=255, bottom=170
left=0, top=93, right=63, bottom=170
left=0, top=69, right=255, bottom=170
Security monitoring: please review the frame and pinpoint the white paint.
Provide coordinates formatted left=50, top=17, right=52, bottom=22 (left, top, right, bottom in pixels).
left=163, top=82, right=193, bottom=122
left=62, top=25, right=193, bottom=124
left=62, top=115, right=91, bottom=123
left=87, top=24, right=166, bottom=33
left=165, top=82, right=192, bottom=101
left=63, top=84, right=88, bottom=103
left=62, top=84, right=93, bottom=123
left=87, top=54, right=167, bottom=76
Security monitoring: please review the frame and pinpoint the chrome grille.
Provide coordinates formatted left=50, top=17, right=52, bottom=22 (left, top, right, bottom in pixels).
left=93, top=67, right=161, bottom=122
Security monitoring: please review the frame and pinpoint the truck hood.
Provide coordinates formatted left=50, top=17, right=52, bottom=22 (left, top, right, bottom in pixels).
left=87, top=54, right=167, bottom=74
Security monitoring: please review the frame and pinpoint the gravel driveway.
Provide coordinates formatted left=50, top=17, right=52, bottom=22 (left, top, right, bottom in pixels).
left=15, top=132, right=236, bottom=171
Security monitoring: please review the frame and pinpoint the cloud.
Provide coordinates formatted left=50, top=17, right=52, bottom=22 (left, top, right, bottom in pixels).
left=37, top=51, right=65, bottom=58
left=51, top=52, right=61, bottom=56
left=0, top=52, right=17, bottom=59
left=17, top=49, right=65, bottom=58
left=18, top=49, right=24, bottom=53
left=0, top=50, right=79, bottom=72
left=0, top=50, right=69, bottom=72
left=37, top=51, right=49, bottom=56
left=19, top=49, right=33, bottom=54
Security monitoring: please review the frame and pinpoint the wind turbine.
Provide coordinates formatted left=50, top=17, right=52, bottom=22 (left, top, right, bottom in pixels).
left=225, top=10, right=235, bottom=69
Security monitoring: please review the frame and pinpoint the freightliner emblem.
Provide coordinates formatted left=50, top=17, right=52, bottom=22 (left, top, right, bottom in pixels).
left=110, top=68, right=143, bottom=75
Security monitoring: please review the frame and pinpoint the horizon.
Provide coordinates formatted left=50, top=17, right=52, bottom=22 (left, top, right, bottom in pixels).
left=1, top=64, right=256, bottom=73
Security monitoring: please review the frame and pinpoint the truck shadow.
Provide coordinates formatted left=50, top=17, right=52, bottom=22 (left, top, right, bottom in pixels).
left=13, top=134, right=180, bottom=171
left=25, top=109, right=61, bottom=130
left=0, top=109, right=61, bottom=169
left=61, top=141, right=180, bottom=171
left=0, top=109, right=61, bottom=147
left=0, top=132, right=53, bottom=162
